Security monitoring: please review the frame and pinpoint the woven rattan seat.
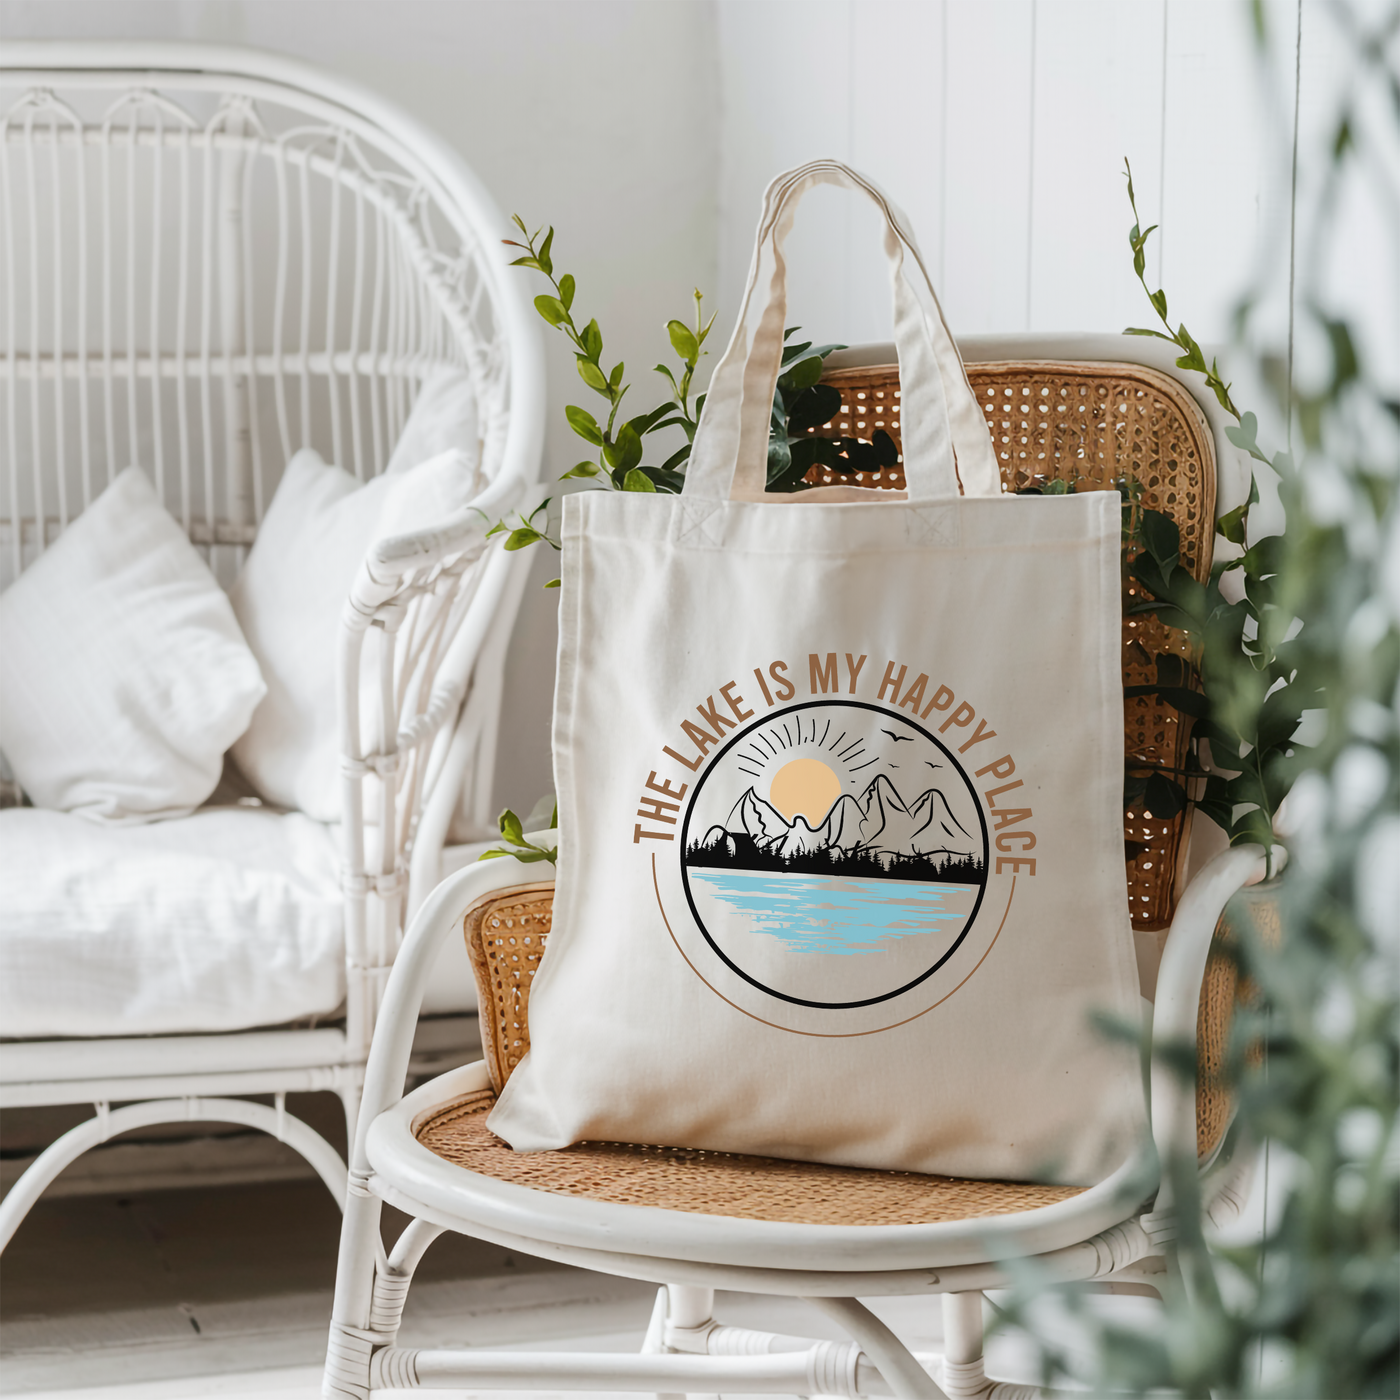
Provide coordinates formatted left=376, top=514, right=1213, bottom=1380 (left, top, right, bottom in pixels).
left=415, top=1088, right=1084, bottom=1227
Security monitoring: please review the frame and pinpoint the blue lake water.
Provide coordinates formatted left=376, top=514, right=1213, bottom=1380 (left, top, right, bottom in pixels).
left=686, top=869, right=979, bottom=956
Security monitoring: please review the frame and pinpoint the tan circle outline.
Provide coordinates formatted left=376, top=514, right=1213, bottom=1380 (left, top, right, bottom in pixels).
left=652, top=855, right=1014, bottom=1038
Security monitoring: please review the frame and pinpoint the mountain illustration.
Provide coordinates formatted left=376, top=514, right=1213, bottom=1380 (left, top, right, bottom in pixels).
left=693, top=777, right=983, bottom=884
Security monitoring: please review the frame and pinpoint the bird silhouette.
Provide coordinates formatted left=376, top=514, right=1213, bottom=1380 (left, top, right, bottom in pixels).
left=925, top=761, right=944, bottom=770
left=881, top=729, right=913, bottom=742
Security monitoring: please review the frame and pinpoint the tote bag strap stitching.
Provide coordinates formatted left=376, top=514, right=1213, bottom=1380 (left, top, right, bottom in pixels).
left=735, top=165, right=971, bottom=500
left=685, top=160, right=999, bottom=505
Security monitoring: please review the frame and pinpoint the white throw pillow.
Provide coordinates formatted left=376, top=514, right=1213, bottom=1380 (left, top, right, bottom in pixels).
left=385, top=367, right=480, bottom=475
left=0, top=467, right=267, bottom=822
left=231, top=447, right=483, bottom=821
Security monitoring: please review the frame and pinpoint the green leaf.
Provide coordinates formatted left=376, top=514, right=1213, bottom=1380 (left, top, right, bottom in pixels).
left=580, top=319, right=603, bottom=360
left=477, top=847, right=509, bottom=860
left=767, top=435, right=793, bottom=487
left=1149, top=289, right=1168, bottom=321
left=786, top=383, right=843, bottom=434
left=779, top=354, right=825, bottom=392
left=508, top=256, right=544, bottom=271
left=1174, top=328, right=1207, bottom=373
left=621, top=467, right=656, bottom=492
left=1224, top=410, right=1265, bottom=460
left=498, top=808, right=528, bottom=847
left=1140, top=509, right=1181, bottom=571
left=1125, top=327, right=1174, bottom=340
left=534, top=294, right=568, bottom=327
left=484, top=520, right=507, bottom=538
left=577, top=357, right=610, bottom=393
left=544, top=576, right=561, bottom=589
left=603, top=422, right=643, bottom=473
left=628, top=403, right=675, bottom=436
left=1143, top=772, right=1188, bottom=819
left=504, top=527, right=541, bottom=551
left=537, top=227, right=554, bottom=277
left=1217, top=500, right=1250, bottom=546
left=608, top=361, right=625, bottom=391
left=652, top=362, right=681, bottom=398
left=659, top=443, right=692, bottom=473
left=560, top=460, right=600, bottom=480
left=558, top=273, right=575, bottom=311
left=667, top=320, right=700, bottom=362
left=643, top=466, right=686, bottom=493
left=565, top=405, right=604, bottom=445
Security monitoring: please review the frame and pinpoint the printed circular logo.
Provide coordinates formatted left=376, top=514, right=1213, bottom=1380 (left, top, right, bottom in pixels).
left=679, top=701, right=989, bottom=1010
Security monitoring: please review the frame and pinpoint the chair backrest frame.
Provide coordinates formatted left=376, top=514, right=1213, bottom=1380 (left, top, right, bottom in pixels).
left=1, top=40, right=544, bottom=585
left=0, top=42, right=546, bottom=1057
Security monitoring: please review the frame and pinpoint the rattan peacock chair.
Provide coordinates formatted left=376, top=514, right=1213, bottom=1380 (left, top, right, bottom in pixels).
left=320, top=337, right=1273, bottom=1400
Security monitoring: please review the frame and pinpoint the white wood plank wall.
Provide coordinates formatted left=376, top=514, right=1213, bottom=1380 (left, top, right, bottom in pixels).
left=716, top=0, right=1388, bottom=375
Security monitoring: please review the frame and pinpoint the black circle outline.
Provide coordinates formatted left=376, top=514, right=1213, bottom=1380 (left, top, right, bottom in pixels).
left=679, top=699, right=991, bottom=1010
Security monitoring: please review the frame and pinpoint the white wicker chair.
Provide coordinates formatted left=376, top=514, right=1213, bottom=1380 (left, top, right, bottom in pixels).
left=0, top=42, right=543, bottom=1248
left=319, top=339, right=1274, bottom=1400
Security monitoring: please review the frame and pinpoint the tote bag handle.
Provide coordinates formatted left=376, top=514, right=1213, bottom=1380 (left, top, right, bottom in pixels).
left=685, top=160, right=1000, bottom=504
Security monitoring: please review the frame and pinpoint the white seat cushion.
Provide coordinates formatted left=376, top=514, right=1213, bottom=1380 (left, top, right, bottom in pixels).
left=0, top=806, right=345, bottom=1038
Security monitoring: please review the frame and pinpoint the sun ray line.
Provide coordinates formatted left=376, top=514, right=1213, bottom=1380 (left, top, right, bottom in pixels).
left=849, top=758, right=878, bottom=771
left=759, top=734, right=777, bottom=756
left=836, top=739, right=863, bottom=758
left=828, top=730, right=847, bottom=752
left=820, top=719, right=831, bottom=746
left=781, top=723, right=792, bottom=748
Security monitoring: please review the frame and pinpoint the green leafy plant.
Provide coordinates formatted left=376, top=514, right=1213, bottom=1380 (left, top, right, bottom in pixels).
left=999, top=6, right=1398, bottom=1395
left=489, top=219, right=900, bottom=537
left=479, top=801, right=557, bottom=865
left=1080, top=163, right=1320, bottom=855
left=484, top=221, right=898, bottom=861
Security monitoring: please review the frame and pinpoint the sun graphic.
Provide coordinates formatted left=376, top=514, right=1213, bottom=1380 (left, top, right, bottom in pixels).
left=768, top=758, right=843, bottom=825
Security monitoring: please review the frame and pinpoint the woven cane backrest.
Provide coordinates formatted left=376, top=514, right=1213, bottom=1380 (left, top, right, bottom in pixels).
left=810, top=362, right=1216, bottom=933
left=0, top=66, right=509, bottom=588
left=1196, top=882, right=1280, bottom=1162
left=464, top=884, right=555, bottom=1091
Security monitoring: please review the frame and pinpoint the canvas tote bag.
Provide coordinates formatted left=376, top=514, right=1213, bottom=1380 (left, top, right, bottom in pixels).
left=488, top=161, right=1147, bottom=1186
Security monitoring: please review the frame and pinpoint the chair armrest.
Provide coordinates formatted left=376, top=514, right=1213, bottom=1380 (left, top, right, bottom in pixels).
left=1150, top=842, right=1282, bottom=1203
left=352, top=852, right=555, bottom=1172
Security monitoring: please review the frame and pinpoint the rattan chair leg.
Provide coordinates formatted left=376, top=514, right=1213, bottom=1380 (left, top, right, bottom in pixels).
left=322, top=1189, right=390, bottom=1400
left=809, top=1297, right=948, bottom=1400
left=939, top=1292, right=988, bottom=1398
left=639, top=1287, right=683, bottom=1400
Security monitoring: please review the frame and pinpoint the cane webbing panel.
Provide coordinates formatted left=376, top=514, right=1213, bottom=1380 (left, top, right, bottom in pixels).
left=414, top=1088, right=1084, bottom=1225
left=1196, top=885, right=1281, bottom=1161
left=463, top=884, right=555, bottom=1093
left=809, top=362, right=1216, bottom=933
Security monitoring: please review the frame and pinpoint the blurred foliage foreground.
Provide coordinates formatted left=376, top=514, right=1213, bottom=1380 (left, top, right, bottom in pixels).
left=1000, top=5, right=1398, bottom=1397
